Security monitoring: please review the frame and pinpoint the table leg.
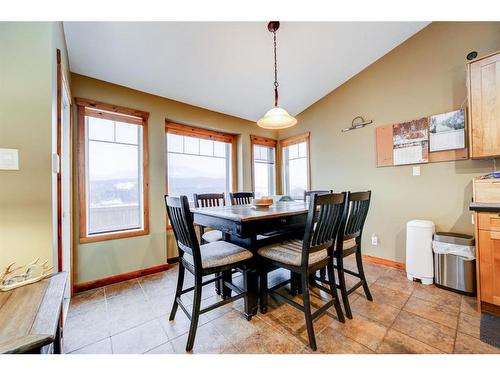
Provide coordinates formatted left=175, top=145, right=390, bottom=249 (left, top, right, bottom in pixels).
left=53, top=311, right=63, bottom=354
left=243, top=268, right=259, bottom=320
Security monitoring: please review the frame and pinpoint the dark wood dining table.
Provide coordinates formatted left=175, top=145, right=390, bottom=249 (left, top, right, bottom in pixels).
left=191, top=201, right=309, bottom=318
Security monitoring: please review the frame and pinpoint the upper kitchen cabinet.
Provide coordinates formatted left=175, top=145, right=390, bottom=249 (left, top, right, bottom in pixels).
left=468, top=51, right=500, bottom=159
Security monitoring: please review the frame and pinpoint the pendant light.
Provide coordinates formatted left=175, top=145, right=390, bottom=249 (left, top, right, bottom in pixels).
left=257, top=21, right=297, bottom=130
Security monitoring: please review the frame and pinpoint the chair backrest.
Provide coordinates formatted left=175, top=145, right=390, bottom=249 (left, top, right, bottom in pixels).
left=230, top=192, right=255, bottom=205
left=193, top=193, right=226, bottom=208
left=164, top=195, right=202, bottom=270
left=344, top=191, right=371, bottom=241
left=301, top=192, right=348, bottom=267
left=304, top=190, right=333, bottom=202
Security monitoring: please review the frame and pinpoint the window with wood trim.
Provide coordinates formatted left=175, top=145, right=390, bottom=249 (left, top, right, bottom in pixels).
left=165, top=122, right=236, bottom=202
left=77, top=98, right=149, bottom=243
left=280, top=133, right=310, bottom=200
left=250, top=135, right=277, bottom=197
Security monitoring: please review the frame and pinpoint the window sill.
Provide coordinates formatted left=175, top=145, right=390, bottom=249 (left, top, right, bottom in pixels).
left=79, top=228, right=149, bottom=244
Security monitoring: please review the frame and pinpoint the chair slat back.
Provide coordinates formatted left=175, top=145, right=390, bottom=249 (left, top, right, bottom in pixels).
left=344, top=191, right=371, bottom=241
left=302, top=192, right=347, bottom=267
left=304, top=190, right=332, bottom=202
left=193, top=193, right=226, bottom=208
left=230, top=192, right=254, bottom=205
left=164, top=195, right=202, bottom=269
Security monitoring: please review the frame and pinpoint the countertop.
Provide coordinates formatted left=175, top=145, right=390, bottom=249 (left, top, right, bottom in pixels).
left=469, top=202, right=500, bottom=213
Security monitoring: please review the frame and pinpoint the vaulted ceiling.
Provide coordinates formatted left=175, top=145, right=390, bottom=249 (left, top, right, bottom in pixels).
left=64, top=22, right=429, bottom=121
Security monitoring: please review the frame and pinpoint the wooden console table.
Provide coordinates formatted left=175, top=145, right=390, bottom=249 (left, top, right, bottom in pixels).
left=0, top=272, right=67, bottom=354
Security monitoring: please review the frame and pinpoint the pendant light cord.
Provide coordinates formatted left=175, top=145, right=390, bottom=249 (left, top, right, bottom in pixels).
left=273, top=30, right=279, bottom=107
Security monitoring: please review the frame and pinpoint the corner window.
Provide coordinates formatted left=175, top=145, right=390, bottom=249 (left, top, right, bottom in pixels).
left=77, top=99, right=149, bottom=243
left=281, top=133, right=310, bottom=200
left=250, top=135, right=277, bottom=197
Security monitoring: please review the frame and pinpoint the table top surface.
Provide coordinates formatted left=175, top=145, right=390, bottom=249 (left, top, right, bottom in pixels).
left=191, top=201, right=309, bottom=222
left=0, top=272, right=67, bottom=353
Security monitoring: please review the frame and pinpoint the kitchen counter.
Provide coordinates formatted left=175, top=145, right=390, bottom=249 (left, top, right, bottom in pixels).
left=469, top=202, right=500, bottom=212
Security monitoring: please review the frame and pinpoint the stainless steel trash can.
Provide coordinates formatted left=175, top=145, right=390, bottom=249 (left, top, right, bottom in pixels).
left=433, top=232, right=476, bottom=296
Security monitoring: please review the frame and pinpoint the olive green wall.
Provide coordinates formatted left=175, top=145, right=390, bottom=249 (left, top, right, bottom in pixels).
left=279, top=22, right=500, bottom=263
left=0, top=22, right=69, bottom=273
left=70, top=74, right=277, bottom=284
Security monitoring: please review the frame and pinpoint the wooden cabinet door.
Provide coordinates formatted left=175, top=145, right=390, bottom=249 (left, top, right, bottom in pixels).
left=469, top=52, right=500, bottom=159
left=478, top=230, right=500, bottom=306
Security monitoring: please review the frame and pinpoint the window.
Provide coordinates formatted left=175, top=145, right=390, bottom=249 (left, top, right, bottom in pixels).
left=77, top=98, right=149, bottom=243
left=165, top=122, right=236, bottom=202
left=281, top=133, right=310, bottom=200
left=250, top=135, right=277, bottom=197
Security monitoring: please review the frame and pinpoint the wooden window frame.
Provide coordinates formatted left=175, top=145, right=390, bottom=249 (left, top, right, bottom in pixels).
left=77, top=98, right=150, bottom=244
left=279, top=132, right=311, bottom=197
left=250, top=135, right=278, bottom=196
left=165, top=121, right=237, bottom=228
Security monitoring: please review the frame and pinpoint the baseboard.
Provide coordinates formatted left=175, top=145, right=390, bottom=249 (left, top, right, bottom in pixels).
left=481, top=302, right=500, bottom=316
left=73, top=263, right=170, bottom=294
left=363, top=255, right=405, bottom=270
left=167, top=256, right=179, bottom=264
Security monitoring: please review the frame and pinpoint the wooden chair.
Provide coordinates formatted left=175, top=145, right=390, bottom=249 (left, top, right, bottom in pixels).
left=333, top=191, right=372, bottom=319
left=193, top=193, right=225, bottom=244
left=258, top=192, right=347, bottom=351
left=303, top=190, right=333, bottom=281
left=303, top=190, right=332, bottom=202
left=165, top=195, right=254, bottom=352
left=230, top=192, right=254, bottom=205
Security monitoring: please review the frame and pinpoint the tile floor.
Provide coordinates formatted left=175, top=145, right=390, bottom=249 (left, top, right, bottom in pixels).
left=64, top=258, right=500, bottom=354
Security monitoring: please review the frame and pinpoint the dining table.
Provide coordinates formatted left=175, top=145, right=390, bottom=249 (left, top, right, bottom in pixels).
left=191, top=200, right=309, bottom=318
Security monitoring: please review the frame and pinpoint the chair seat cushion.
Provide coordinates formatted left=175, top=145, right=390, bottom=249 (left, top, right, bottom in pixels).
left=183, top=241, right=253, bottom=269
left=257, top=239, right=328, bottom=267
left=202, top=230, right=223, bottom=243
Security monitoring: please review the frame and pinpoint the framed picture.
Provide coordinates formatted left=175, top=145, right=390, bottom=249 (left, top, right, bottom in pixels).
left=429, top=109, right=465, bottom=152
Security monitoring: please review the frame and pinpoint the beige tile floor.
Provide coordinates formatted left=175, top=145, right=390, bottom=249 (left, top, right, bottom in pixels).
left=64, top=258, right=500, bottom=354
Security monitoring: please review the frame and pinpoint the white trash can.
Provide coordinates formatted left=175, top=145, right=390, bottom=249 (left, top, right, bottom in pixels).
left=406, top=220, right=435, bottom=285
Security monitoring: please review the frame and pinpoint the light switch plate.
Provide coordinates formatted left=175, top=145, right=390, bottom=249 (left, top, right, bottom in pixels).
left=412, top=166, right=421, bottom=176
left=0, top=148, right=19, bottom=170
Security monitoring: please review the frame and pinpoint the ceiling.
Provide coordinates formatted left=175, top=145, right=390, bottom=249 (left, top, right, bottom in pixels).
left=63, top=22, right=429, bottom=121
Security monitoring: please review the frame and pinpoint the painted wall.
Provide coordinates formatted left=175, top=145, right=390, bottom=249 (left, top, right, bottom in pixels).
left=70, top=74, right=277, bottom=284
left=0, top=22, right=69, bottom=272
left=279, top=22, right=500, bottom=263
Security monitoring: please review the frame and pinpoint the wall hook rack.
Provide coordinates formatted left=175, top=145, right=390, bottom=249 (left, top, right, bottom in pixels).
left=341, top=116, right=373, bottom=132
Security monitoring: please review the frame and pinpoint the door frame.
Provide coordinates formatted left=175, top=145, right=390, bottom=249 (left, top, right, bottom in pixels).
left=56, top=48, right=74, bottom=296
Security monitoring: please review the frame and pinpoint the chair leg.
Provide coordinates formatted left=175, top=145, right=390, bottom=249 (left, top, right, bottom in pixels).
left=336, top=253, right=353, bottom=319
left=259, top=266, right=268, bottom=314
left=355, top=250, right=373, bottom=301
left=327, top=260, right=345, bottom=323
left=169, top=261, right=185, bottom=321
left=290, top=272, right=298, bottom=296
left=301, top=273, right=317, bottom=351
left=185, top=276, right=202, bottom=352
left=221, top=270, right=232, bottom=299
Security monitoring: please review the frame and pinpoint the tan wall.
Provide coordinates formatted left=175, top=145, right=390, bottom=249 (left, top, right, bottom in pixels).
left=279, top=22, right=500, bottom=263
left=70, top=74, right=277, bottom=284
left=0, top=22, right=69, bottom=271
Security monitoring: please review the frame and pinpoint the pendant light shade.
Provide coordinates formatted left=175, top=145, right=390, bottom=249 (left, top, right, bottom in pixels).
left=257, top=107, right=297, bottom=129
left=257, top=21, right=297, bottom=130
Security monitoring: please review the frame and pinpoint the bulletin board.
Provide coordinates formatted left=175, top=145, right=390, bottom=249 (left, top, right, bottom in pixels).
left=375, top=109, right=469, bottom=167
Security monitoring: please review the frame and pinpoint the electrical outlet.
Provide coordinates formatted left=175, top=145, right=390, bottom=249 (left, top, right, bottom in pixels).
left=371, top=234, right=378, bottom=246
left=412, top=166, right=421, bottom=176
left=0, top=148, right=19, bottom=170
